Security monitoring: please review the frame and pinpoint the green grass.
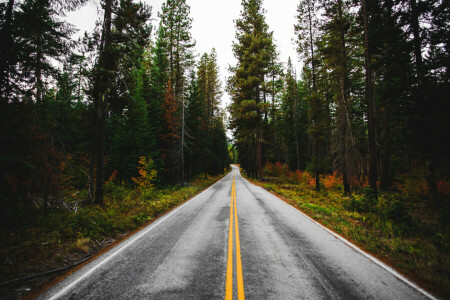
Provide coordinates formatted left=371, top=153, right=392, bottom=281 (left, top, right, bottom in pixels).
left=251, top=178, right=450, bottom=299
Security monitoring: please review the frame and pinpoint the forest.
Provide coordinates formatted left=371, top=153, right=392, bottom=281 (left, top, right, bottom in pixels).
left=0, top=0, right=230, bottom=226
left=229, top=0, right=449, bottom=205
left=0, top=0, right=449, bottom=297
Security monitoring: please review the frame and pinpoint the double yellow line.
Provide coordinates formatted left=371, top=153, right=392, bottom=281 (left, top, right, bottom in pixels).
left=225, top=176, right=245, bottom=300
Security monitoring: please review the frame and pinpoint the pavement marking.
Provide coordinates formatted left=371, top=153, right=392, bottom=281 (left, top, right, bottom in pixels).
left=45, top=174, right=229, bottom=300
left=234, top=176, right=245, bottom=299
left=225, top=175, right=245, bottom=300
left=245, top=177, right=437, bottom=300
left=225, top=176, right=234, bottom=300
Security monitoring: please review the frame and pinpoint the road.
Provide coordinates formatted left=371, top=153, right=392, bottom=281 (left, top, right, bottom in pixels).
left=38, top=165, right=434, bottom=299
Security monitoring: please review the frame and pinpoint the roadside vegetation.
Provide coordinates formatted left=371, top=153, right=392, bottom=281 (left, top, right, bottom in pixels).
left=0, top=159, right=227, bottom=299
left=245, top=162, right=450, bottom=298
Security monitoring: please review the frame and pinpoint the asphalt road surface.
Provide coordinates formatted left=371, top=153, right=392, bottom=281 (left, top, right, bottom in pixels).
left=38, top=165, right=435, bottom=300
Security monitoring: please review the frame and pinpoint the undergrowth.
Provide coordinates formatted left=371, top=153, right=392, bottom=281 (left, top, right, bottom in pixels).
left=0, top=172, right=225, bottom=298
left=252, top=162, right=450, bottom=298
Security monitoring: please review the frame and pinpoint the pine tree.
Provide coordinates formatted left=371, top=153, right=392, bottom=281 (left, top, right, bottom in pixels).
left=281, top=59, right=300, bottom=170
left=105, top=0, right=154, bottom=182
left=161, top=80, right=180, bottom=183
left=185, top=71, right=207, bottom=178
left=95, top=0, right=113, bottom=205
left=197, top=49, right=225, bottom=176
left=205, top=49, right=222, bottom=129
left=319, top=0, right=362, bottom=194
left=12, top=0, right=75, bottom=102
left=362, top=0, right=377, bottom=198
left=0, top=0, right=87, bottom=102
left=158, top=0, right=195, bottom=101
left=295, top=0, right=323, bottom=190
left=228, top=0, right=275, bottom=178
left=158, top=0, right=195, bottom=183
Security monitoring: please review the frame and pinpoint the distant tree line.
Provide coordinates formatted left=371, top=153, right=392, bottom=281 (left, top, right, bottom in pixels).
left=228, top=0, right=449, bottom=205
left=0, top=0, right=230, bottom=226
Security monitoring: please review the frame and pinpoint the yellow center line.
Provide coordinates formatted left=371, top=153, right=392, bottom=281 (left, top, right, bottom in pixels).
left=225, top=176, right=234, bottom=300
left=225, top=175, right=245, bottom=300
left=234, top=177, right=245, bottom=299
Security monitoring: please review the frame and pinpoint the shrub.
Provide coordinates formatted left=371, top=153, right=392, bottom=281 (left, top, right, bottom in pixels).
left=132, top=157, right=157, bottom=193
left=322, top=171, right=341, bottom=189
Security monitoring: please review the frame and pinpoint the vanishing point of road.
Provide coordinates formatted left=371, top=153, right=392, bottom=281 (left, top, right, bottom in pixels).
left=38, top=165, right=435, bottom=299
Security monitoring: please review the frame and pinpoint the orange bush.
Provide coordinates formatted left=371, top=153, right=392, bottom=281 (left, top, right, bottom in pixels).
left=132, top=157, right=157, bottom=190
left=322, top=171, right=342, bottom=189
left=303, top=171, right=315, bottom=188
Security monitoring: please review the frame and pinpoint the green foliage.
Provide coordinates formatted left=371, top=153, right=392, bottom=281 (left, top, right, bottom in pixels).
left=228, top=0, right=278, bottom=178
left=385, top=200, right=410, bottom=224
left=250, top=170, right=450, bottom=298
left=0, top=173, right=225, bottom=290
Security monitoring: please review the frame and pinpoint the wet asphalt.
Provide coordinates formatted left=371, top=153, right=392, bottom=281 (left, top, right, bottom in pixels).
left=38, top=165, right=433, bottom=299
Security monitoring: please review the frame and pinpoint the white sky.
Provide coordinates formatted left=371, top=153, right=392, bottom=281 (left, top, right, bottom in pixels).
left=67, top=0, right=300, bottom=109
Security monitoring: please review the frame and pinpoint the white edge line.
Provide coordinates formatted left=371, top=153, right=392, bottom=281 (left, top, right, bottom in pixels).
left=241, top=176, right=438, bottom=300
left=45, top=174, right=230, bottom=300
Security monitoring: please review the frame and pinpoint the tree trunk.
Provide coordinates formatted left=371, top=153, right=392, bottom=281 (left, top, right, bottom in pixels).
left=88, top=131, right=95, bottom=202
left=380, top=107, right=390, bottom=190
left=36, top=33, right=43, bottom=103
left=307, top=0, right=317, bottom=92
left=343, top=167, right=350, bottom=194
left=410, top=0, right=440, bottom=206
left=95, top=0, right=112, bottom=206
left=0, top=0, right=15, bottom=100
left=271, top=67, right=276, bottom=162
left=293, top=87, right=300, bottom=171
left=363, top=0, right=378, bottom=198
left=307, top=0, right=320, bottom=191
left=339, top=0, right=351, bottom=195
left=181, top=90, right=185, bottom=184
left=256, top=123, right=263, bottom=179
left=263, top=76, right=268, bottom=121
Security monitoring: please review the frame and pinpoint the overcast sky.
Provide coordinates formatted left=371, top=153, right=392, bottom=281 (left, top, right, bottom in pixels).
left=67, top=0, right=300, bottom=108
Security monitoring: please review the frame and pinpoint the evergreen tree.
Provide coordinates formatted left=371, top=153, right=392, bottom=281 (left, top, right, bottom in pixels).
left=0, top=0, right=87, bottom=102
left=319, top=0, right=362, bottom=194
left=402, top=0, right=448, bottom=206
left=10, top=0, right=75, bottom=102
left=280, top=59, right=301, bottom=170
left=228, top=0, right=275, bottom=178
left=265, top=43, right=283, bottom=163
left=158, top=0, right=195, bottom=183
left=295, top=0, right=324, bottom=190
left=161, top=80, right=179, bottom=183
left=106, top=0, right=154, bottom=182
left=185, top=71, right=207, bottom=178
left=362, top=0, right=377, bottom=198
left=158, top=0, right=195, bottom=100
left=149, top=25, right=169, bottom=176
